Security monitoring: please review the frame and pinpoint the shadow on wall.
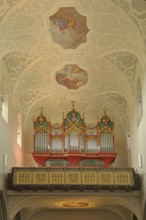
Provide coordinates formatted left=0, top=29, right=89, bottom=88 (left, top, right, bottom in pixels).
left=0, top=191, right=7, bottom=220
left=143, top=200, right=146, bottom=220
left=13, top=212, right=21, bottom=220
left=133, top=214, right=138, bottom=220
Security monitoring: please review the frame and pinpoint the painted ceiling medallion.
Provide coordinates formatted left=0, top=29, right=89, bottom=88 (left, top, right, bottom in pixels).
left=61, top=201, right=89, bottom=208
left=49, top=7, right=89, bottom=49
left=56, top=64, right=88, bottom=89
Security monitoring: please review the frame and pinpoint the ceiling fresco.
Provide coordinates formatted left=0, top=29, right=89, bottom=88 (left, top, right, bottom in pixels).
left=55, top=64, right=88, bottom=89
left=61, top=201, right=89, bottom=208
left=49, top=7, right=89, bottom=49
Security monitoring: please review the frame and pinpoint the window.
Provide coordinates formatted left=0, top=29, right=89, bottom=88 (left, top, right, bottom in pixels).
left=17, top=112, right=22, bottom=148
left=0, top=77, right=8, bottom=123
left=136, top=78, right=143, bottom=127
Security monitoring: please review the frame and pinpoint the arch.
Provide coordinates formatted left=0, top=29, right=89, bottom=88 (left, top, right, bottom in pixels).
left=9, top=195, right=142, bottom=220
left=17, top=112, right=22, bottom=149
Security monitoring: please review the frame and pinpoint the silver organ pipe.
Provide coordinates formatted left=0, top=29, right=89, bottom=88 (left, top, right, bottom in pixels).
left=33, top=108, right=115, bottom=154
left=35, top=132, right=49, bottom=151
left=32, top=105, right=117, bottom=168
left=99, top=133, right=114, bottom=152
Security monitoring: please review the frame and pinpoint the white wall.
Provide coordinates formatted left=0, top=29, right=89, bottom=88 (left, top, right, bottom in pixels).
left=0, top=59, right=23, bottom=192
left=140, top=57, right=146, bottom=219
left=128, top=57, right=146, bottom=218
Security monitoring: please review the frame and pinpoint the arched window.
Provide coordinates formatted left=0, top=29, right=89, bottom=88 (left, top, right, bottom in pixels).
left=17, top=113, right=22, bottom=148
left=136, top=78, right=143, bottom=127
left=0, top=77, right=8, bottom=123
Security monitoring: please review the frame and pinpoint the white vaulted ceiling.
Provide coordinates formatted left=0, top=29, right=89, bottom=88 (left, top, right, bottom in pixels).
left=0, top=0, right=146, bottom=157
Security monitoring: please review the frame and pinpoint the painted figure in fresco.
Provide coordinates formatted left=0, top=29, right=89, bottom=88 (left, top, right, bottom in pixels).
left=55, top=64, right=88, bottom=89
left=56, top=16, right=69, bottom=32
left=50, top=16, right=76, bottom=33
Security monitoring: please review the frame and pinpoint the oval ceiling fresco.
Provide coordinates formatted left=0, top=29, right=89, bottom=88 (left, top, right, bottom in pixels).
left=55, top=64, right=88, bottom=89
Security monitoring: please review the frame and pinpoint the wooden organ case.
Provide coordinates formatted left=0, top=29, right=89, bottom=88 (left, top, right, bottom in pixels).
left=32, top=105, right=117, bottom=167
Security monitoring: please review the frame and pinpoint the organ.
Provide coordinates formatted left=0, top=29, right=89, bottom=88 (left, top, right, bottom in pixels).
left=32, top=103, right=117, bottom=167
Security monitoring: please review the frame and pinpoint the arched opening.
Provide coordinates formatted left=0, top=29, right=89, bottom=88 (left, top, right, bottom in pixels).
left=1, top=77, right=8, bottom=123
left=9, top=195, right=141, bottom=220
left=136, top=78, right=143, bottom=127
left=13, top=211, right=21, bottom=220
left=17, top=112, right=22, bottom=149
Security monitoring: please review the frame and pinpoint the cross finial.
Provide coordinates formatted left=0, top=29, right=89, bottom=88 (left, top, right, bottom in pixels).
left=40, top=106, right=44, bottom=114
left=103, top=107, right=107, bottom=115
left=71, top=100, right=75, bottom=110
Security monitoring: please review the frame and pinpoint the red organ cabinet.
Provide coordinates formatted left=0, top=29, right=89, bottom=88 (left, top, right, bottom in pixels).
left=32, top=104, right=117, bottom=167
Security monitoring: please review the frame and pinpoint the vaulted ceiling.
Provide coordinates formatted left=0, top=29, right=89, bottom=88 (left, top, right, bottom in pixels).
left=0, top=0, right=146, bottom=157
left=1, top=1, right=145, bottom=219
